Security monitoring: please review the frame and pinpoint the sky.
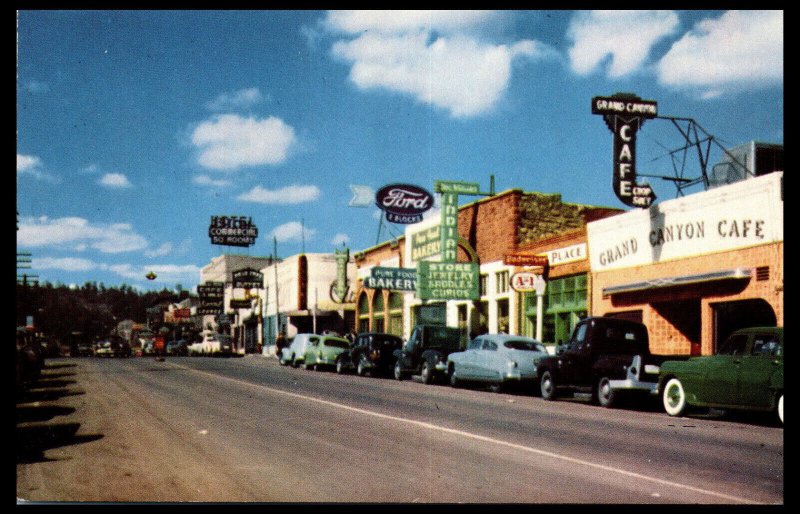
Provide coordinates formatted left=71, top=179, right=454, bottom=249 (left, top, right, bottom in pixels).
left=16, top=10, right=784, bottom=292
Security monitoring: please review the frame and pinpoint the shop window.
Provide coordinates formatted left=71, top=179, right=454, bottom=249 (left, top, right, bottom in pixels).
left=479, top=274, right=488, bottom=297
left=357, top=293, right=369, bottom=315
left=497, top=298, right=509, bottom=333
left=496, top=271, right=509, bottom=294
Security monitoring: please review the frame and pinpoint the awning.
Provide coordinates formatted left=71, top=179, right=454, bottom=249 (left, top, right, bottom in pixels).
left=603, top=267, right=752, bottom=296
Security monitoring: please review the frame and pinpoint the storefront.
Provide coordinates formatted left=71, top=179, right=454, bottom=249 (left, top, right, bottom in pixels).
left=588, top=172, right=783, bottom=355
left=513, top=230, right=591, bottom=345
left=353, top=238, right=406, bottom=336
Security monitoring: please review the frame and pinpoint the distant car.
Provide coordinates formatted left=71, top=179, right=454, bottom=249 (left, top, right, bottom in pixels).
left=336, top=332, right=403, bottom=377
left=76, top=340, right=95, bottom=357
left=303, top=335, right=350, bottom=370
left=447, top=334, right=549, bottom=392
left=393, top=325, right=463, bottom=384
left=166, top=339, right=188, bottom=356
left=279, top=334, right=319, bottom=367
left=94, top=340, right=114, bottom=357
left=659, top=327, right=783, bottom=424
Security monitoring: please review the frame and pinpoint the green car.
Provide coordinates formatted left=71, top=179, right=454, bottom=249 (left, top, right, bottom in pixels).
left=659, top=327, right=783, bottom=424
left=303, top=335, right=351, bottom=371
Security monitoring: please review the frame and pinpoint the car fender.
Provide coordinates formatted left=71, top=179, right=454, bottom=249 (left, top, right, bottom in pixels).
left=591, top=355, right=632, bottom=381
left=420, top=349, right=444, bottom=370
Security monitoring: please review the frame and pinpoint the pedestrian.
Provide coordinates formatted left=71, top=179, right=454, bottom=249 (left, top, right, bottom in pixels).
left=275, top=331, right=287, bottom=359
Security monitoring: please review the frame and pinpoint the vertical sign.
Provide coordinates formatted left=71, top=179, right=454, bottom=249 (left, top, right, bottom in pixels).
left=334, top=247, right=349, bottom=301
left=440, top=193, right=459, bottom=262
left=592, top=94, right=658, bottom=208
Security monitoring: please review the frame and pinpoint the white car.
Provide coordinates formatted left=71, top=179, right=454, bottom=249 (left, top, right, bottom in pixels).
left=447, top=334, right=549, bottom=392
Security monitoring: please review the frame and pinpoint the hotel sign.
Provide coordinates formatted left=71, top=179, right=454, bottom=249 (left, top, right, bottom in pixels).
left=592, top=94, right=658, bottom=208
left=197, top=281, right=224, bottom=315
left=209, top=215, right=258, bottom=247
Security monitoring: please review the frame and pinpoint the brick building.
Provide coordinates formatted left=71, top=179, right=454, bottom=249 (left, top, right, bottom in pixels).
left=587, top=172, right=783, bottom=356
left=398, top=188, right=620, bottom=343
left=353, top=238, right=406, bottom=335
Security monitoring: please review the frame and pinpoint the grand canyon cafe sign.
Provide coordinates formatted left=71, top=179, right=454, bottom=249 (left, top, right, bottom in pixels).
left=592, top=93, right=658, bottom=208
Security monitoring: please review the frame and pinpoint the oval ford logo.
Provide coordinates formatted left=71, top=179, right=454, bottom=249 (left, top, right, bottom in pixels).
left=375, top=184, right=434, bottom=224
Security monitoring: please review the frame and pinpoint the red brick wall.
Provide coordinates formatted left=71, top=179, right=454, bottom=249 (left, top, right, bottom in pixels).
left=592, top=242, right=783, bottom=355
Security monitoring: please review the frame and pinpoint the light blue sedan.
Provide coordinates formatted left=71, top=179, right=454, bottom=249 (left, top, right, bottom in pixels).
left=447, top=334, right=549, bottom=393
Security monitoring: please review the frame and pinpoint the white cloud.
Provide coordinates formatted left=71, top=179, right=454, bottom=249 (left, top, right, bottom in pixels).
left=144, top=242, right=173, bottom=258
left=326, top=10, right=555, bottom=118
left=331, top=233, right=350, bottom=246
left=191, top=114, right=297, bottom=170
left=237, top=184, right=321, bottom=204
left=206, top=87, right=265, bottom=111
left=32, top=256, right=95, bottom=272
left=567, top=10, right=680, bottom=78
left=656, top=10, right=783, bottom=98
left=270, top=221, right=316, bottom=243
left=107, top=263, right=200, bottom=282
left=193, top=175, right=232, bottom=187
left=17, top=154, right=58, bottom=182
left=99, top=173, right=132, bottom=188
left=17, top=216, right=149, bottom=254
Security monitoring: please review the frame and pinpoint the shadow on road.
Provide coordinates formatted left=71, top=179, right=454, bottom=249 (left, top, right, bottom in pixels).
left=16, top=405, right=76, bottom=424
left=16, top=423, right=104, bottom=464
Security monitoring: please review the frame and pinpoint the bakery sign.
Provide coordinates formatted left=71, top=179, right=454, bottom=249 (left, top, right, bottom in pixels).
left=592, top=93, right=658, bottom=208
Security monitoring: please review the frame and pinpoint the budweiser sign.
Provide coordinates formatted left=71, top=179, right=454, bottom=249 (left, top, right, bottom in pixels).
left=375, top=184, right=434, bottom=224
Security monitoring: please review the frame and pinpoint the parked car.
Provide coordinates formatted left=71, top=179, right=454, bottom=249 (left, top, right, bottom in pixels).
left=279, top=334, right=319, bottom=367
left=659, top=326, right=783, bottom=424
left=94, top=340, right=115, bottom=357
left=447, top=334, right=549, bottom=392
left=76, top=340, right=95, bottom=357
left=393, top=324, right=463, bottom=384
left=336, top=332, right=403, bottom=376
left=536, top=316, right=687, bottom=407
left=166, top=339, right=188, bottom=356
left=303, top=335, right=351, bottom=370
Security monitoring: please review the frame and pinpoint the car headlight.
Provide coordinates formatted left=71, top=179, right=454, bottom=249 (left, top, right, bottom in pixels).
left=507, top=360, right=518, bottom=369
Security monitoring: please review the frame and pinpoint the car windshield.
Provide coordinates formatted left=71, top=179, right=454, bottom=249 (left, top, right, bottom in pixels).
left=503, top=340, right=544, bottom=352
left=323, top=338, right=350, bottom=349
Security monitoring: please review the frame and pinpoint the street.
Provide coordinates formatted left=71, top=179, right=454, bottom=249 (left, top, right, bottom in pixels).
left=16, top=355, right=783, bottom=504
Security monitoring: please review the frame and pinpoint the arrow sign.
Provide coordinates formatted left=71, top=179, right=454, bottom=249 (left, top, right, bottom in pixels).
left=349, top=185, right=374, bottom=207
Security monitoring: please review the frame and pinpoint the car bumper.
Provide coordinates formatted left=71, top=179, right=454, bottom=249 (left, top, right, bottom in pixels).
left=608, top=378, right=659, bottom=395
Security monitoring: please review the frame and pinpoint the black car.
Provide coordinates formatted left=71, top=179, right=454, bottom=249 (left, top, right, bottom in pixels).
left=393, top=325, right=463, bottom=384
left=335, top=332, right=403, bottom=377
left=166, top=339, right=188, bottom=356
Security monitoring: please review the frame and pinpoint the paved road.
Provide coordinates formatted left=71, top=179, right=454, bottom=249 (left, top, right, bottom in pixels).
left=16, top=356, right=783, bottom=504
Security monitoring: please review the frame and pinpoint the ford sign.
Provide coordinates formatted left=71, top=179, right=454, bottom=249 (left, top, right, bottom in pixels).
left=375, top=183, right=434, bottom=224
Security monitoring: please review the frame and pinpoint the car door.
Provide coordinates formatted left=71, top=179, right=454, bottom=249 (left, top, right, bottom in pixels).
left=702, top=333, right=749, bottom=405
left=478, top=339, right=501, bottom=381
left=559, top=322, right=589, bottom=386
left=737, top=331, right=783, bottom=409
left=457, top=338, right=482, bottom=379
left=398, top=330, right=419, bottom=371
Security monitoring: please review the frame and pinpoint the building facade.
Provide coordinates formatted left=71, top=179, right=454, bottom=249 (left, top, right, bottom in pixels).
left=259, top=253, right=357, bottom=351
left=587, top=172, right=783, bottom=356
left=353, top=238, right=406, bottom=336
left=398, top=188, right=621, bottom=343
left=199, top=254, right=276, bottom=353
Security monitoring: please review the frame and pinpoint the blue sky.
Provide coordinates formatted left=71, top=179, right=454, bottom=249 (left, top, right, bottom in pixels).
left=16, top=10, right=784, bottom=292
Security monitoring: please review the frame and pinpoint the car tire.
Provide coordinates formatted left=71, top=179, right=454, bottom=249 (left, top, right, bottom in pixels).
left=449, top=367, right=460, bottom=388
left=420, top=361, right=434, bottom=385
left=336, top=359, right=346, bottom=374
left=777, top=393, right=783, bottom=424
left=662, top=377, right=688, bottom=417
left=394, top=361, right=404, bottom=381
left=596, top=377, right=616, bottom=408
left=357, top=358, right=371, bottom=377
left=540, top=370, right=557, bottom=401
left=489, top=382, right=505, bottom=394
